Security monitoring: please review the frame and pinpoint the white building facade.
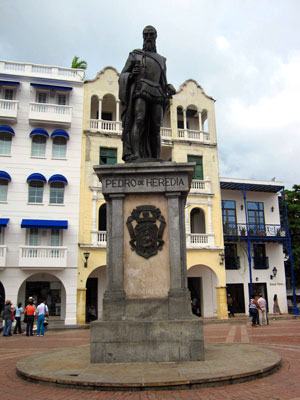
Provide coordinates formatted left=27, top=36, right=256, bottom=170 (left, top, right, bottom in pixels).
left=0, top=60, right=84, bottom=325
left=220, top=177, right=288, bottom=315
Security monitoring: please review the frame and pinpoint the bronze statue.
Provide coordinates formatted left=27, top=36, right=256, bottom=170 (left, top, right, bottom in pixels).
left=119, top=26, right=176, bottom=162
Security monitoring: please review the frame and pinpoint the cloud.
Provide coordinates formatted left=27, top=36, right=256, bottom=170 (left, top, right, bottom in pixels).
left=216, top=36, right=230, bottom=51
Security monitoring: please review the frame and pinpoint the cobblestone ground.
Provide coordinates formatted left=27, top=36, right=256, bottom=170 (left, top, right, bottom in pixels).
left=1, top=319, right=300, bottom=399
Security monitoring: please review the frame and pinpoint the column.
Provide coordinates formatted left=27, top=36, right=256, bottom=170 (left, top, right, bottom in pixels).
left=198, top=110, right=203, bottom=131
left=183, top=108, right=187, bottom=138
left=98, top=98, right=102, bottom=122
left=91, top=191, right=98, bottom=245
left=208, top=198, right=213, bottom=233
left=216, top=286, right=229, bottom=319
left=77, top=288, right=87, bottom=325
left=116, top=100, right=121, bottom=133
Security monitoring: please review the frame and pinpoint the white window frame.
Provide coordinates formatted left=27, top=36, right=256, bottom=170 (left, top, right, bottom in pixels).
left=0, top=132, right=12, bottom=155
left=52, top=136, right=67, bottom=159
left=31, top=134, right=47, bottom=157
left=28, top=181, right=44, bottom=204
left=49, top=182, right=65, bottom=204
left=0, top=179, right=8, bottom=202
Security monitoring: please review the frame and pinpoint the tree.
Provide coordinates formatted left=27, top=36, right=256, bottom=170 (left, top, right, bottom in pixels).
left=282, top=185, right=300, bottom=286
left=71, top=56, right=87, bottom=70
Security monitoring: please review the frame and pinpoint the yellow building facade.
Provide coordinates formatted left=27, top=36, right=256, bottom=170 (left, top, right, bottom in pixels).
left=77, top=67, right=227, bottom=324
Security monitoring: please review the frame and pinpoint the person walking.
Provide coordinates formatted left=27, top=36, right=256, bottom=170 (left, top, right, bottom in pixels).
left=24, top=297, right=36, bottom=336
left=249, top=294, right=260, bottom=326
left=13, top=302, right=23, bottom=334
left=227, top=294, right=235, bottom=317
left=2, top=300, right=13, bottom=337
left=257, top=293, right=268, bottom=326
left=273, top=294, right=282, bottom=315
left=36, top=299, right=49, bottom=337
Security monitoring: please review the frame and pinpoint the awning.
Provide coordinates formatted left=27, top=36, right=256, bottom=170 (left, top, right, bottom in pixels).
left=51, top=129, right=70, bottom=139
left=27, top=173, right=47, bottom=183
left=0, top=218, right=9, bottom=227
left=48, top=174, right=68, bottom=184
left=21, top=219, right=68, bottom=229
left=29, top=128, right=49, bottom=137
left=220, top=181, right=284, bottom=193
left=0, top=171, right=12, bottom=181
left=0, top=81, right=20, bottom=86
left=0, top=125, right=15, bottom=135
left=30, top=83, right=72, bottom=91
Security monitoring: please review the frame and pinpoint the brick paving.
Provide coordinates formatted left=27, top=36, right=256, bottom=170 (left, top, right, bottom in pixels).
left=1, top=319, right=300, bottom=399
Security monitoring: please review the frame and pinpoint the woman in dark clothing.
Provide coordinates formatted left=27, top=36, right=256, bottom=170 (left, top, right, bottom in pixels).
left=249, top=294, right=260, bottom=326
left=2, top=300, right=12, bottom=336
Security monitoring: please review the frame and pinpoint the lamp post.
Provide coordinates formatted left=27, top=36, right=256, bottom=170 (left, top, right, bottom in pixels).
left=84, top=251, right=90, bottom=268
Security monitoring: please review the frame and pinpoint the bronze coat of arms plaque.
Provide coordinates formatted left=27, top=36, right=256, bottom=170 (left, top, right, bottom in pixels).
left=126, top=205, right=166, bottom=259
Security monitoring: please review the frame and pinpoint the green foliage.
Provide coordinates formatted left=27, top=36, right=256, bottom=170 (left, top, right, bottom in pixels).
left=71, top=56, right=87, bottom=70
left=283, top=185, right=300, bottom=285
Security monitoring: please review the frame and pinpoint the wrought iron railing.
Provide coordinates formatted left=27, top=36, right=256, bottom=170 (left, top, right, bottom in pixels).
left=253, top=256, right=269, bottom=269
left=225, top=256, right=240, bottom=270
left=223, top=223, right=286, bottom=238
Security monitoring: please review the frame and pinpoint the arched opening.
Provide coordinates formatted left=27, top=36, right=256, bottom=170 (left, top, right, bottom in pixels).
left=162, top=108, right=171, bottom=128
left=17, top=273, right=66, bottom=321
left=186, top=105, right=199, bottom=130
left=190, top=208, right=206, bottom=233
left=202, top=109, right=208, bottom=132
left=0, top=281, right=5, bottom=314
left=98, top=203, right=107, bottom=231
left=177, top=106, right=184, bottom=130
left=90, top=95, right=99, bottom=119
left=102, top=94, right=116, bottom=121
left=86, top=265, right=107, bottom=322
left=187, top=265, right=219, bottom=317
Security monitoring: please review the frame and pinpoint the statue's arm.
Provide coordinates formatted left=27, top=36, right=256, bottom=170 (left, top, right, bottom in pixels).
left=162, top=63, right=176, bottom=98
left=121, top=53, right=140, bottom=79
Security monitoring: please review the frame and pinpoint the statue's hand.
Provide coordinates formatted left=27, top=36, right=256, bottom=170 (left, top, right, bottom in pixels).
left=166, top=84, right=176, bottom=97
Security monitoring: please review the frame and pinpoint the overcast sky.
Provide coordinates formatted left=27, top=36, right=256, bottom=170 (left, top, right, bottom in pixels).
left=1, top=0, right=299, bottom=189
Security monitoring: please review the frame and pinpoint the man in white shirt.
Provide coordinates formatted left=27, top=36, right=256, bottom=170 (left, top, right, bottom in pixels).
left=257, top=294, right=268, bottom=326
left=36, top=299, right=49, bottom=336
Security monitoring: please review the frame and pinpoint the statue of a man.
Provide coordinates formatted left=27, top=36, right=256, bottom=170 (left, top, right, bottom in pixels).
left=119, top=26, right=176, bottom=162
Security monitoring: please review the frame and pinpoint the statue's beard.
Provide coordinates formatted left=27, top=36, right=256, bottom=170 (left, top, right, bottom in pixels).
left=143, top=39, right=156, bottom=52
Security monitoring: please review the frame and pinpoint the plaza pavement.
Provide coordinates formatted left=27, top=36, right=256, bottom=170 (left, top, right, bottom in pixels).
left=1, top=317, right=300, bottom=399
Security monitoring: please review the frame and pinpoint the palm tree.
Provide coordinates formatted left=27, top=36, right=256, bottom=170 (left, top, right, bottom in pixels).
left=71, top=56, right=87, bottom=70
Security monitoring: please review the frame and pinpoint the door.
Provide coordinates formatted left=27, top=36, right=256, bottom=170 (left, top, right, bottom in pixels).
left=86, top=278, right=98, bottom=322
left=226, top=283, right=245, bottom=313
left=188, top=277, right=202, bottom=316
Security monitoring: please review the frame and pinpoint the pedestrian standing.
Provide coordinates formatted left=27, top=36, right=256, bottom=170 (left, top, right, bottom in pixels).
left=227, top=294, right=235, bottom=317
left=24, top=297, right=36, bottom=336
left=36, top=299, right=49, bottom=337
left=13, top=302, right=23, bottom=334
left=249, top=294, right=260, bottom=326
left=273, top=294, right=282, bottom=315
left=257, top=293, right=268, bottom=326
left=2, top=300, right=12, bottom=336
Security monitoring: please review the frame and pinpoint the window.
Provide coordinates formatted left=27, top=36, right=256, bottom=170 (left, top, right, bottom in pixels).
left=31, top=135, right=46, bottom=157
left=0, top=179, right=8, bottom=201
left=50, top=229, right=60, bottom=246
left=225, top=244, right=240, bottom=269
left=100, top=147, right=117, bottom=165
left=222, top=200, right=237, bottom=234
left=28, top=228, right=39, bottom=246
left=101, top=112, right=112, bottom=121
left=253, top=244, right=269, bottom=269
left=52, top=136, right=66, bottom=158
left=188, top=155, right=203, bottom=180
left=247, top=202, right=265, bottom=234
left=0, top=133, right=12, bottom=155
left=28, top=181, right=44, bottom=203
left=4, top=89, right=14, bottom=100
left=190, top=208, right=206, bottom=233
left=58, top=94, right=67, bottom=105
left=98, top=203, right=107, bottom=231
left=37, top=92, right=47, bottom=103
left=49, top=182, right=65, bottom=204
left=0, top=227, right=3, bottom=245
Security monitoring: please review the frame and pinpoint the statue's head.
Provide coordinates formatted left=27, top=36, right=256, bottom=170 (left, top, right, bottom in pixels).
left=143, top=25, right=157, bottom=52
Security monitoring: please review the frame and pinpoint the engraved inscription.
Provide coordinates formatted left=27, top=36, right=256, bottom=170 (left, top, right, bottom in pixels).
left=106, top=176, right=185, bottom=188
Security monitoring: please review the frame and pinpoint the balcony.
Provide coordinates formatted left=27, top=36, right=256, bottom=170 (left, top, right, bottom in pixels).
left=89, top=119, right=122, bottom=134
left=91, top=230, right=107, bottom=247
left=0, top=246, right=7, bottom=268
left=253, top=256, right=269, bottom=269
left=19, top=246, right=67, bottom=269
left=190, top=179, right=212, bottom=194
left=0, top=61, right=84, bottom=82
left=225, top=256, right=240, bottom=270
left=186, top=233, right=215, bottom=249
left=29, top=103, right=72, bottom=126
left=0, top=99, right=18, bottom=121
left=223, top=223, right=286, bottom=240
left=178, top=129, right=210, bottom=143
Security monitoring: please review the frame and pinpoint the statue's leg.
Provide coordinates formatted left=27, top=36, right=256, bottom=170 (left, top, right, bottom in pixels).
left=132, top=98, right=146, bottom=159
left=149, top=103, right=163, bottom=159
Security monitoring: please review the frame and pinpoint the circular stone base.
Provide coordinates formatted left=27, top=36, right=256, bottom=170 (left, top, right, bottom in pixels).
left=17, top=343, right=281, bottom=391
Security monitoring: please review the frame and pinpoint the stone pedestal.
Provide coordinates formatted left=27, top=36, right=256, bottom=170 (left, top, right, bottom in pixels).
left=91, top=162, right=204, bottom=363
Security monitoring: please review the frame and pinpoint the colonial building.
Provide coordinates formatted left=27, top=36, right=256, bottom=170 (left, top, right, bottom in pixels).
left=0, top=60, right=84, bottom=324
left=220, top=177, right=288, bottom=314
left=77, top=66, right=228, bottom=324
